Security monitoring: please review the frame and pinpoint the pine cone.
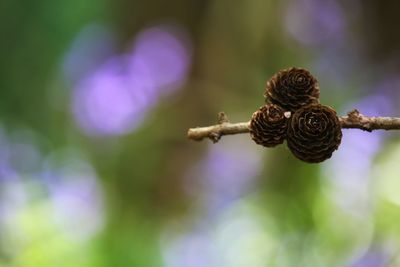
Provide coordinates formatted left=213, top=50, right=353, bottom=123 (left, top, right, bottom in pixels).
left=250, top=104, right=288, bottom=147
left=287, top=104, right=342, bottom=163
left=265, top=67, right=320, bottom=111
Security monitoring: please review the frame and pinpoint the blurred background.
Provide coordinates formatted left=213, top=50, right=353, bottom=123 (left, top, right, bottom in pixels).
left=1, top=0, right=400, bottom=266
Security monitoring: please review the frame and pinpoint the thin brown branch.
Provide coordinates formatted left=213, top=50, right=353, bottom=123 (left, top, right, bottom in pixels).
left=187, top=112, right=250, bottom=143
left=187, top=109, right=400, bottom=142
left=339, top=109, right=400, bottom=131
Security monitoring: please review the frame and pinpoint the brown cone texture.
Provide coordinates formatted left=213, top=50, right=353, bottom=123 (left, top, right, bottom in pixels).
left=265, top=67, right=320, bottom=112
left=287, top=104, right=342, bottom=163
left=250, top=104, right=288, bottom=147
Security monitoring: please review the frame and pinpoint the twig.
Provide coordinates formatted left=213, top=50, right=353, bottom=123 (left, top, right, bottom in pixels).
left=339, top=109, right=400, bottom=131
left=187, top=112, right=249, bottom=143
left=187, top=109, right=400, bottom=142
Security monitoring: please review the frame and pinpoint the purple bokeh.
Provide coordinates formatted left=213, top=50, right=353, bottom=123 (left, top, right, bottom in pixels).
left=350, top=247, right=390, bottom=267
left=162, top=199, right=274, bottom=267
left=0, top=128, right=40, bottom=227
left=324, top=94, right=392, bottom=217
left=165, top=137, right=264, bottom=267
left=44, top=158, right=105, bottom=241
left=0, top=125, right=105, bottom=243
left=128, top=26, right=191, bottom=94
left=163, top=230, right=218, bottom=267
left=70, top=24, right=192, bottom=136
left=285, top=0, right=346, bottom=46
left=370, top=77, right=400, bottom=114
left=63, top=24, right=116, bottom=84
left=185, top=137, right=263, bottom=218
left=351, top=94, right=393, bottom=117
left=285, top=0, right=357, bottom=88
left=72, top=58, right=148, bottom=136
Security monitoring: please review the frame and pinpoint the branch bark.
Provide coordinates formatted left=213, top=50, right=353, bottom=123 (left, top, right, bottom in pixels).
left=187, top=109, right=400, bottom=142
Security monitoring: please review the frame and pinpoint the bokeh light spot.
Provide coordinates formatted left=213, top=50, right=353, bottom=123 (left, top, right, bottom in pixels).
left=71, top=24, right=192, bottom=136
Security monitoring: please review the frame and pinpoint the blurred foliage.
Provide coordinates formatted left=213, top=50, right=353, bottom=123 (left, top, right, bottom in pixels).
left=1, top=0, right=400, bottom=267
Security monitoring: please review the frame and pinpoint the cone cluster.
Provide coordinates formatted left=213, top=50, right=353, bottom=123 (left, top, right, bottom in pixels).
left=250, top=67, right=342, bottom=163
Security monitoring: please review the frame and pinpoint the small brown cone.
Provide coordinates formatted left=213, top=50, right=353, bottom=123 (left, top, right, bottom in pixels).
left=265, top=67, right=320, bottom=111
left=250, top=104, right=288, bottom=147
left=287, top=104, right=342, bottom=163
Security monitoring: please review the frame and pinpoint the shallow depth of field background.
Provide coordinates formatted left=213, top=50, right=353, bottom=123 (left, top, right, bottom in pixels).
left=1, top=1, right=400, bottom=266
